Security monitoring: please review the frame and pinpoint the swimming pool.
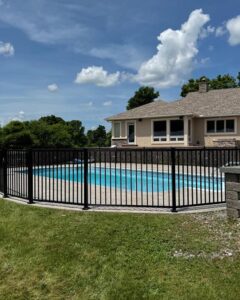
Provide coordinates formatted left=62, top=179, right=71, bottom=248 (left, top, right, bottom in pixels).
left=33, top=166, right=224, bottom=192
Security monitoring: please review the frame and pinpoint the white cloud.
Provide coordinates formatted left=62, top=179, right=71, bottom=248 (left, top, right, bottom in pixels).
left=215, top=25, right=226, bottom=37
left=200, top=25, right=215, bottom=39
left=0, top=41, right=14, bottom=56
left=47, top=83, right=59, bottom=92
left=0, top=1, right=91, bottom=45
left=89, top=44, right=147, bottom=70
left=226, top=15, right=240, bottom=45
left=103, top=101, right=112, bottom=106
left=75, top=66, right=121, bottom=87
left=135, top=9, right=210, bottom=88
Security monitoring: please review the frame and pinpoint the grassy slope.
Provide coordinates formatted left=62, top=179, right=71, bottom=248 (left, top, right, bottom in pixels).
left=0, top=199, right=240, bottom=300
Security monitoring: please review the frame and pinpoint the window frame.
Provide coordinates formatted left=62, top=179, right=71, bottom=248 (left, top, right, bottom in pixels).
left=205, top=118, right=237, bottom=135
left=152, top=120, right=167, bottom=142
left=112, top=122, right=121, bottom=139
left=126, top=121, right=136, bottom=145
left=169, top=119, right=184, bottom=141
left=151, top=118, right=185, bottom=144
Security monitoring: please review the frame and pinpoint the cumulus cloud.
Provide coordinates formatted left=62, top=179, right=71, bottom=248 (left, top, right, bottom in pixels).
left=134, top=9, right=210, bottom=88
left=47, top=83, right=59, bottom=92
left=226, top=15, right=240, bottom=45
left=103, top=101, right=112, bottom=106
left=75, top=66, right=121, bottom=87
left=0, top=41, right=14, bottom=56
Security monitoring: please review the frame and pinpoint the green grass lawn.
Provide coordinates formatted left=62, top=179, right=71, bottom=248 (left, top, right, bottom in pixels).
left=0, top=199, right=240, bottom=300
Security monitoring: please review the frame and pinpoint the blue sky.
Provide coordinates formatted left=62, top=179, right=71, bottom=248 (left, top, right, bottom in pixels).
left=0, top=0, right=240, bottom=130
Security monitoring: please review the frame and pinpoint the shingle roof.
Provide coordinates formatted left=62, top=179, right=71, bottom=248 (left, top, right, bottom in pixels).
left=106, top=88, right=240, bottom=121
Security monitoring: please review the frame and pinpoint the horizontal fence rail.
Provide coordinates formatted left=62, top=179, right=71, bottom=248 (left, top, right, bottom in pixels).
left=0, top=147, right=239, bottom=211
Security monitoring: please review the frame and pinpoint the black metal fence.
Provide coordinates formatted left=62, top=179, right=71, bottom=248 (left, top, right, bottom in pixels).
left=0, top=147, right=239, bottom=211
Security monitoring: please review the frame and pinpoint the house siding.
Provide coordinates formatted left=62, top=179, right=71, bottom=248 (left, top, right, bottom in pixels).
left=190, top=117, right=240, bottom=147
left=192, top=118, right=205, bottom=145
left=111, top=116, right=240, bottom=148
left=203, top=116, right=240, bottom=147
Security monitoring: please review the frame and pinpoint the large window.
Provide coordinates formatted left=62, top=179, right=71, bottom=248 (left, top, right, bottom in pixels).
left=206, top=119, right=235, bottom=134
left=152, top=119, right=185, bottom=143
left=153, top=121, right=167, bottom=142
left=113, top=122, right=121, bottom=138
left=170, top=120, right=184, bottom=141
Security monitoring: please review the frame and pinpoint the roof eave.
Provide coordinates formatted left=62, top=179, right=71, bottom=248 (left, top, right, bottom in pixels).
left=106, top=113, right=195, bottom=122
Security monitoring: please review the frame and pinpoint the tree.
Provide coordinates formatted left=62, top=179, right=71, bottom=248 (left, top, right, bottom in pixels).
left=48, top=123, right=72, bottom=148
left=106, top=131, right=112, bottom=147
left=3, top=121, right=25, bottom=135
left=181, top=73, right=239, bottom=97
left=29, top=119, right=73, bottom=148
left=87, top=125, right=107, bottom=147
left=236, top=72, right=240, bottom=87
left=26, top=120, right=51, bottom=147
left=66, top=120, right=87, bottom=147
left=0, top=115, right=110, bottom=148
left=0, top=126, right=3, bottom=147
left=39, top=115, right=64, bottom=125
left=3, top=131, right=33, bottom=148
left=126, top=86, right=159, bottom=110
left=2, top=121, right=33, bottom=147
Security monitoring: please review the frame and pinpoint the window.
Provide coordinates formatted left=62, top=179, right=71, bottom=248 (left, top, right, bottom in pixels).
left=206, top=119, right=235, bottom=134
left=153, top=121, right=167, bottom=141
left=188, top=119, right=192, bottom=142
left=127, top=123, right=135, bottom=144
left=226, top=119, right=235, bottom=132
left=113, top=122, right=121, bottom=138
left=207, top=120, right=215, bottom=133
left=216, top=120, right=224, bottom=133
left=170, top=120, right=184, bottom=141
left=152, top=119, right=186, bottom=143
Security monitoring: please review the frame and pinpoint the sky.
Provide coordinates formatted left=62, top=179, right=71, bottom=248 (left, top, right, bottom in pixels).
left=0, top=0, right=240, bottom=130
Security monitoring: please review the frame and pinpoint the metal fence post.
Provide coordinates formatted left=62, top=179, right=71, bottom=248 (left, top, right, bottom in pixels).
left=83, top=148, right=89, bottom=210
left=171, top=148, right=177, bottom=212
left=27, top=148, right=33, bottom=204
left=3, top=149, right=8, bottom=198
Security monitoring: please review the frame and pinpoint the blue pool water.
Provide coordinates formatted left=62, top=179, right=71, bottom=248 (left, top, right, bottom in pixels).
left=33, top=166, right=224, bottom=192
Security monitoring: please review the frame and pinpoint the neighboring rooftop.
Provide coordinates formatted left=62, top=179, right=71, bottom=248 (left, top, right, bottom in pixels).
left=106, top=87, right=240, bottom=121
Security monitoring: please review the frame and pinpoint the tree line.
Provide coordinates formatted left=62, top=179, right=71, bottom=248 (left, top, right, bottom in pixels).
left=1, top=72, right=239, bottom=148
left=0, top=115, right=111, bottom=148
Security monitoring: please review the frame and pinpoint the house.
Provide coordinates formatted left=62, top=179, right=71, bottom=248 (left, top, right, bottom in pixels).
left=106, top=80, right=240, bottom=147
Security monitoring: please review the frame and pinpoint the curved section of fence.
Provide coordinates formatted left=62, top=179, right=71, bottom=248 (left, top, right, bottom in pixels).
left=0, top=147, right=238, bottom=211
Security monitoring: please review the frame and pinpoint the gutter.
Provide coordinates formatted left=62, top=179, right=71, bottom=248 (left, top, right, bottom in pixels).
left=105, top=113, right=195, bottom=122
